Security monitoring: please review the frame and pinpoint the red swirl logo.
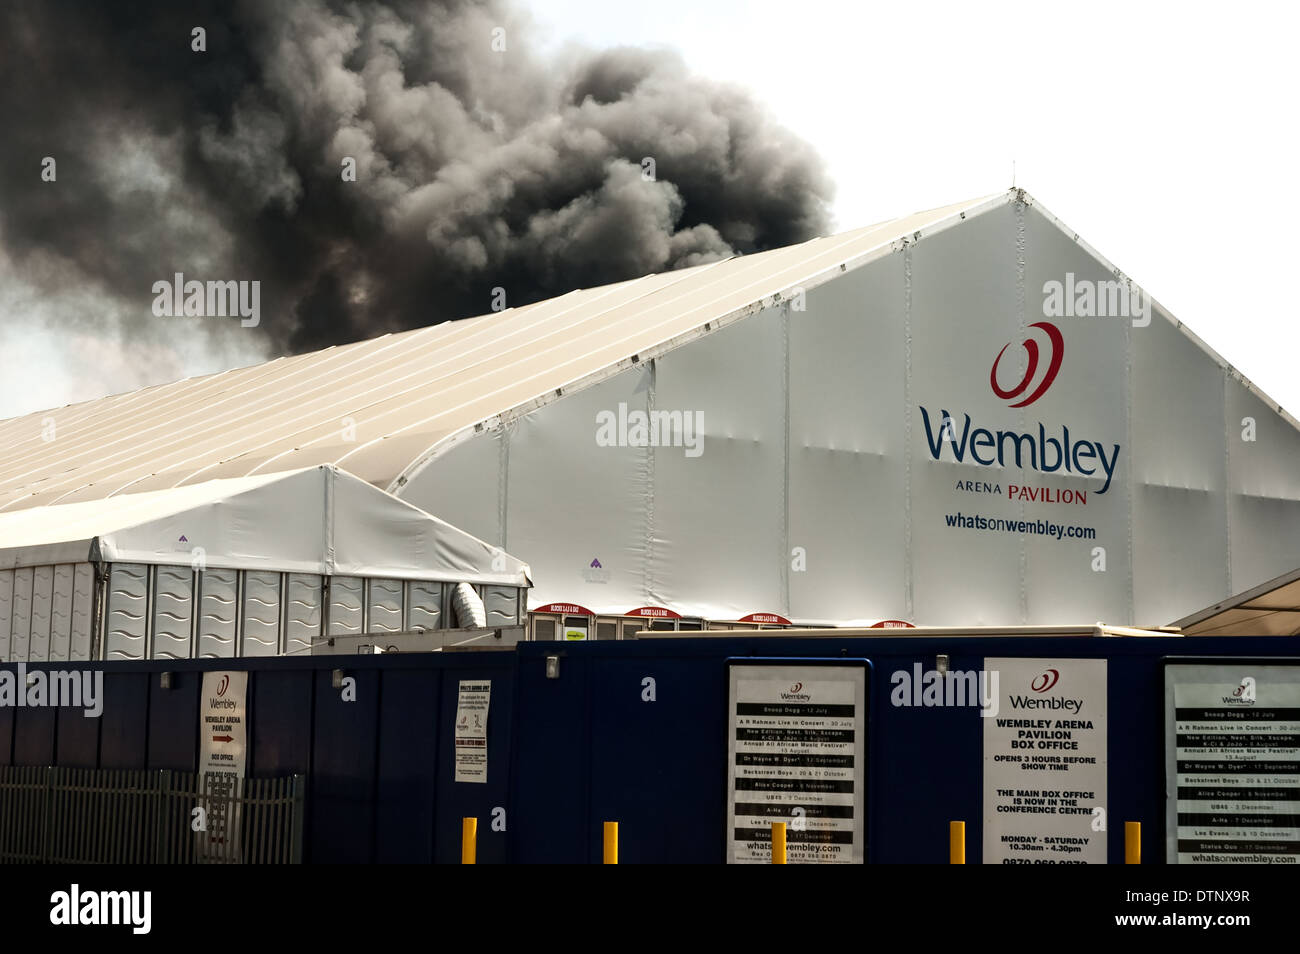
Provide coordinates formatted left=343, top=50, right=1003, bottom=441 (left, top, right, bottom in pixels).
left=1030, top=669, right=1060, bottom=692
left=790, top=682, right=803, bottom=693
left=990, top=321, right=1064, bottom=408
left=217, top=675, right=230, bottom=696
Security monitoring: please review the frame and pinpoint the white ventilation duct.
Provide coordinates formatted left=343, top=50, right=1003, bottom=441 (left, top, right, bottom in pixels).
left=451, top=581, right=486, bottom=629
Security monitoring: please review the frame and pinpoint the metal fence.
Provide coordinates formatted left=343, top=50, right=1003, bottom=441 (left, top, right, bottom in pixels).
left=0, top=767, right=304, bottom=864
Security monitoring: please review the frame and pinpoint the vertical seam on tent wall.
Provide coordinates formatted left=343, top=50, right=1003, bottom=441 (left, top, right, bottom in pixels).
left=1015, top=199, right=1028, bottom=623
left=322, top=467, right=335, bottom=642
left=0, top=569, right=12, bottom=662
left=781, top=303, right=791, bottom=617
left=144, top=564, right=156, bottom=662
left=1124, top=303, right=1136, bottom=621
left=277, top=572, right=288, bottom=656
left=236, top=570, right=246, bottom=658
left=324, top=466, right=336, bottom=576
left=90, top=562, right=102, bottom=661
left=26, top=567, right=36, bottom=662
left=400, top=580, right=409, bottom=633
left=499, top=423, right=509, bottom=550
left=645, top=360, right=657, bottom=602
left=902, top=246, right=914, bottom=622
left=190, top=566, right=200, bottom=659
left=1222, top=369, right=1232, bottom=596
left=21, top=568, right=33, bottom=663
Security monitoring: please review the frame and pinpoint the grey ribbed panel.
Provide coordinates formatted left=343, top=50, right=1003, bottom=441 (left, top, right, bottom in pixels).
left=28, top=565, right=53, bottom=662
left=0, top=569, right=12, bottom=660
left=285, top=574, right=321, bottom=656
left=151, top=565, right=194, bottom=659
left=241, top=570, right=281, bottom=657
left=197, top=568, right=238, bottom=658
left=69, top=563, right=94, bottom=661
left=366, top=578, right=403, bottom=633
left=482, top=585, right=520, bottom=625
left=327, top=576, right=363, bottom=636
left=104, top=563, right=148, bottom=660
left=405, top=580, right=443, bottom=631
left=49, top=565, right=74, bottom=661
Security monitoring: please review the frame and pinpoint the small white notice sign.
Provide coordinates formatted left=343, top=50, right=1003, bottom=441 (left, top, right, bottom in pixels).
left=198, top=670, right=248, bottom=860
left=455, top=680, right=491, bottom=783
left=726, top=663, right=866, bottom=864
left=983, top=657, right=1108, bottom=864
left=1165, top=663, right=1300, bottom=864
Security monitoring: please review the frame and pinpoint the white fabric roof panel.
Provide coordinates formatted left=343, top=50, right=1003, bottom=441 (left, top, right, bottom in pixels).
left=0, top=465, right=531, bottom=587
left=0, top=195, right=1000, bottom=512
left=1173, top=568, right=1300, bottom=636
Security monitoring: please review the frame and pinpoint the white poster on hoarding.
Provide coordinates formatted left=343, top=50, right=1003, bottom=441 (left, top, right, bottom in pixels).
left=1164, top=663, right=1300, bottom=864
left=983, top=658, right=1107, bottom=864
left=726, top=663, right=866, bottom=864
left=198, top=670, right=248, bottom=860
left=455, top=679, right=491, bottom=783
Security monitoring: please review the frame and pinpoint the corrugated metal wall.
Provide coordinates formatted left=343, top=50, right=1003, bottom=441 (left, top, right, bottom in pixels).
left=0, top=564, right=94, bottom=663
left=0, top=564, right=524, bottom=663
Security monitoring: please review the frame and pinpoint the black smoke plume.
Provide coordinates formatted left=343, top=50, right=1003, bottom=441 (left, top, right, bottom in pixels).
left=0, top=0, right=832, bottom=404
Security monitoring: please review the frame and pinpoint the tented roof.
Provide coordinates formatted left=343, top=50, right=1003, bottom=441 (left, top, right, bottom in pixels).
left=0, top=194, right=1001, bottom=512
left=0, top=465, right=531, bottom=586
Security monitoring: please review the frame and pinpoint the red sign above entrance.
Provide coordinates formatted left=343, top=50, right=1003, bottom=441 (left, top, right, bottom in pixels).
left=624, top=606, right=681, bottom=619
left=738, top=613, right=792, bottom=625
left=869, top=619, right=916, bottom=629
left=534, top=603, right=595, bottom=617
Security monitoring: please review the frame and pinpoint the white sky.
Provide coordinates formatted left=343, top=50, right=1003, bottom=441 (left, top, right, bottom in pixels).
left=535, top=0, right=1300, bottom=415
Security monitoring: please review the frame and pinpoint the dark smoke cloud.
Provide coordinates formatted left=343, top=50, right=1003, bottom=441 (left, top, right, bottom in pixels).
left=0, top=0, right=833, bottom=390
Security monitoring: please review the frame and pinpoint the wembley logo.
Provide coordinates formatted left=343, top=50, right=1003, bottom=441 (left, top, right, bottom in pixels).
left=1223, top=676, right=1256, bottom=705
left=780, top=682, right=810, bottom=701
left=918, top=320, right=1122, bottom=493
left=990, top=321, right=1063, bottom=408
left=1031, top=669, right=1060, bottom=692
left=1008, top=667, right=1083, bottom=714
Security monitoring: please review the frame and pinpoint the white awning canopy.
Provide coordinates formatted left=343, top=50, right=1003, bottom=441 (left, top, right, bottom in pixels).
left=1172, top=568, right=1300, bottom=636
left=0, top=465, right=531, bottom=587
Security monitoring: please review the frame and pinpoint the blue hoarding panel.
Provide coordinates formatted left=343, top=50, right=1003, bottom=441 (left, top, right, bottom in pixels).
left=435, top=662, right=514, bottom=864
left=7, top=635, right=1300, bottom=863
left=0, top=701, right=12, bottom=766
left=55, top=703, right=99, bottom=769
left=588, top=655, right=728, bottom=863
left=147, top=669, right=200, bottom=771
left=509, top=652, right=590, bottom=863
left=99, top=672, right=149, bottom=769
left=375, top=669, right=440, bottom=863
left=250, top=670, right=312, bottom=778
left=12, top=705, right=56, bottom=766
left=310, top=668, right=380, bottom=863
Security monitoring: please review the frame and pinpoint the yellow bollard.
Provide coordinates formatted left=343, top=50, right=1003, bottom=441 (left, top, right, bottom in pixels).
left=603, top=821, right=619, bottom=864
left=771, top=822, right=787, bottom=864
left=950, top=821, right=966, bottom=864
left=462, top=816, right=477, bottom=864
left=1125, top=821, right=1140, bottom=864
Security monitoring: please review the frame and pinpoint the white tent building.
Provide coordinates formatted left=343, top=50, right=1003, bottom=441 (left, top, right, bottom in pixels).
left=0, top=465, right=530, bottom=661
left=1, top=189, right=1298, bottom=634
